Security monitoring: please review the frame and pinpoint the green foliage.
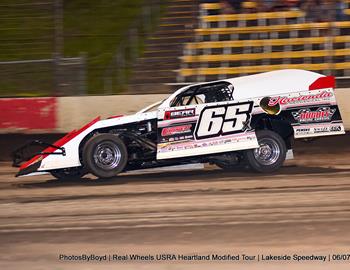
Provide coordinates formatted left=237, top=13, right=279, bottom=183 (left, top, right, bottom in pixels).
left=64, top=0, right=145, bottom=94
left=0, top=0, right=146, bottom=96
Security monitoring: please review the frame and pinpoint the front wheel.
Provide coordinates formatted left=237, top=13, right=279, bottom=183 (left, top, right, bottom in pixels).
left=83, top=134, right=128, bottom=178
left=244, top=130, right=287, bottom=173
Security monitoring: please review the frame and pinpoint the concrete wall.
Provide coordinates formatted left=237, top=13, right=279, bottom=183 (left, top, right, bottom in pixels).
left=335, top=89, right=350, bottom=129
left=57, top=94, right=168, bottom=132
left=58, top=90, right=350, bottom=132
left=0, top=90, right=349, bottom=133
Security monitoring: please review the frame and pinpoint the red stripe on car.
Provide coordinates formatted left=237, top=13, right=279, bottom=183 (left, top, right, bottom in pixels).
left=19, top=117, right=101, bottom=170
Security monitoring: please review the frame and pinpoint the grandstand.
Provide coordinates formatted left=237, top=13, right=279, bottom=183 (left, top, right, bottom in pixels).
left=1, top=0, right=350, bottom=96
left=176, top=1, right=350, bottom=87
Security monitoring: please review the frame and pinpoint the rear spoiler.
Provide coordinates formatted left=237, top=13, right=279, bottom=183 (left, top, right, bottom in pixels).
left=309, top=76, right=335, bottom=90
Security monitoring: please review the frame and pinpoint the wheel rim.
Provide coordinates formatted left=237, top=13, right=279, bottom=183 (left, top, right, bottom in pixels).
left=253, top=138, right=280, bottom=166
left=93, top=141, right=121, bottom=170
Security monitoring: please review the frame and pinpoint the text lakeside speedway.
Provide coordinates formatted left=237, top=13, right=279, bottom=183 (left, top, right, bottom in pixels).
left=261, top=254, right=328, bottom=262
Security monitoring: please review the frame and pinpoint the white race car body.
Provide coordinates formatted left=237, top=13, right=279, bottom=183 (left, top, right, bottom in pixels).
left=15, top=69, right=345, bottom=177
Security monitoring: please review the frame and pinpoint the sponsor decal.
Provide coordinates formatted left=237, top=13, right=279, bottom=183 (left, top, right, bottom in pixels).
left=268, top=91, right=333, bottom=107
left=313, top=126, right=342, bottom=134
left=330, top=125, right=342, bottom=132
left=260, top=96, right=281, bottom=115
left=195, top=101, right=253, bottom=140
left=161, top=125, right=192, bottom=137
left=295, top=127, right=311, bottom=135
left=158, top=133, right=257, bottom=153
left=292, top=107, right=335, bottom=123
left=164, top=109, right=195, bottom=120
left=294, top=124, right=343, bottom=137
left=314, top=127, right=329, bottom=133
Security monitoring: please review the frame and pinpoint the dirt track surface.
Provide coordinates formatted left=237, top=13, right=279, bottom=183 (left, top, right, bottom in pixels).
left=1, top=135, right=350, bottom=269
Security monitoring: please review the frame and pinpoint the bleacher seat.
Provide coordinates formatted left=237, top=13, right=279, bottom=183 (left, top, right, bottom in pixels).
left=195, top=22, right=350, bottom=41
left=176, top=2, right=350, bottom=82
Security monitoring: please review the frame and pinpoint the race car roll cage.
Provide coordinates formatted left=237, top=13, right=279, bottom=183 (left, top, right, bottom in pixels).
left=170, top=81, right=234, bottom=107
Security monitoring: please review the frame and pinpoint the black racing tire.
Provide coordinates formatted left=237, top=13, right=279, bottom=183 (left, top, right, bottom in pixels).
left=50, top=167, right=86, bottom=180
left=83, top=134, right=128, bottom=178
left=244, top=130, right=287, bottom=173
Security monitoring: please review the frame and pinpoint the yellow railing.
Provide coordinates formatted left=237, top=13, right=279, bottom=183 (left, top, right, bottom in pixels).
left=201, top=11, right=304, bottom=23
left=181, top=48, right=350, bottom=63
left=200, top=3, right=221, bottom=10
left=195, top=21, right=350, bottom=35
left=178, top=63, right=350, bottom=77
left=185, top=36, right=350, bottom=50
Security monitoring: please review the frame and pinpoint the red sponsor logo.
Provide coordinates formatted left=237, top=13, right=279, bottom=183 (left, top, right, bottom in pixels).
left=164, top=109, right=195, bottom=120
left=292, top=107, right=335, bottom=123
left=268, top=91, right=333, bottom=107
left=161, top=125, right=192, bottom=136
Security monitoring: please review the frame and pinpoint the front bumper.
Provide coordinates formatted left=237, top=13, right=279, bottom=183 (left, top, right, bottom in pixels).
left=13, top=140, right=66, bottom=177
left=16, top=159, right=43, bottom=177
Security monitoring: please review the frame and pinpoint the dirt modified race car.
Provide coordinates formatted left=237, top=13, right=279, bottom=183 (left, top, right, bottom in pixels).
left=13, top=69, right=345, bottom=179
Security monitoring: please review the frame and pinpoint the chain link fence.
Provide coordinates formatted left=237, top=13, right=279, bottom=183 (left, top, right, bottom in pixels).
left=0, top=0, right=86, bottom=97
left=0, top=0, right=163, bottom=97
left=102, top=0, right=163, bottom=94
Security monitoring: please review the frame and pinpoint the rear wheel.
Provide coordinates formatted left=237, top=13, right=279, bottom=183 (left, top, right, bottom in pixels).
left=83, top=134, right=128, bottom=178
left=244, top=130, right=287, bottom=173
